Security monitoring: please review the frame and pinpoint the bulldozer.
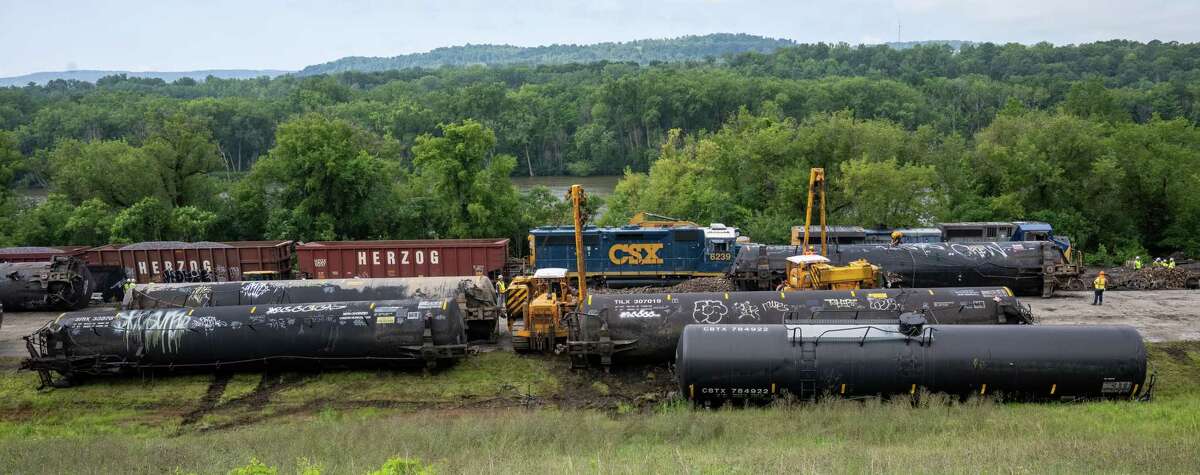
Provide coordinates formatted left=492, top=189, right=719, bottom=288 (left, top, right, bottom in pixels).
left=507, top=268, right=577, bottom=352
left=783, top=168, right=879, bottom=291
left=506, top=184, right=590, bottom=353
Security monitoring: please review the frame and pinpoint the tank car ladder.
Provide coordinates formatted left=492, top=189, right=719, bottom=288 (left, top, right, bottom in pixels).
left=788, top=326, right=820, bottom=401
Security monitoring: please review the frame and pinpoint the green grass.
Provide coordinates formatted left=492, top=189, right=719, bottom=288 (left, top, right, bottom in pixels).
left=0, top=343, right=1196, bottom=474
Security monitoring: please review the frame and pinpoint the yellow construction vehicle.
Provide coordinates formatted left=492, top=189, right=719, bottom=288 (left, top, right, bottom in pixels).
left=508, top=268, right=576, bottom=352
left=783, top=255, right=878, bottom=290
left=628, top=211, right=698, bottom=228
left=507, top=184, right=590, bottom=353
left=783, top=168, right=879, bottom=291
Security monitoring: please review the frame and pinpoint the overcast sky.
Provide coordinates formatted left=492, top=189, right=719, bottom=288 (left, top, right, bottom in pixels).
left=1, top=0, right=1197, bottom=77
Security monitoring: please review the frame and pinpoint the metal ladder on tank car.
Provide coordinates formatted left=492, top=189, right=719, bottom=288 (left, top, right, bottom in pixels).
left=789, top=326, right=819, bottom=401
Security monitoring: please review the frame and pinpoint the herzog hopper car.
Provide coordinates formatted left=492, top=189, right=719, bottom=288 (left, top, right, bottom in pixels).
left=676, top=320, right=1149, bottom=404
left=568, top=287, right=1031, bottom=365
left=23, top=298, right=470, bottom=386
left=83, top=241, right=294, bottom=284
left=295, top=239, right=510, bottom=279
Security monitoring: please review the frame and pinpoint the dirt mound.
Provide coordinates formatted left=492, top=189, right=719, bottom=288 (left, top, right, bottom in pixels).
left=593, top=277, right=736, bottom=295
left=1104, top=267, right=1200, bottom=290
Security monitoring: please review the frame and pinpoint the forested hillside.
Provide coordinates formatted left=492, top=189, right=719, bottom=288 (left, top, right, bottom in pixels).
left=297, top=33, right=796, bottom=75
left=1, top=40, right=1199, bottom=259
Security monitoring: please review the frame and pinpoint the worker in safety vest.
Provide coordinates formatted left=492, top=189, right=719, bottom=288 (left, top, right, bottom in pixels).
left=890, top=231, right=903, bottom=246
left=121, top=279, right=137, bottom=307
left=1092, top=271, right=1107, bottom=306
left=496, top=275, right=506, bottom=307
left=1133, top=256, right=1142, bottom=270
left=1169, top=258, right=1176, bottom=269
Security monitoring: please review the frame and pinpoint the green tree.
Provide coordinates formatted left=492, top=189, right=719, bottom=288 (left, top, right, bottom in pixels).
left=170, top=206, right=218, bottom=241
left=838, top=157, right=939, bottom=227
left=63, top=198, right=115, bottom=245
left=48, top=139, right=162, bottom=207
left=246, top=114, right=399, bottom=240
left=0, top=131, right=20, bottom=203
left=110, top=196, right=171, bottom=243
left=141, top=114, right=224, bottom=207
left=410, top=120, right=524, bottom=239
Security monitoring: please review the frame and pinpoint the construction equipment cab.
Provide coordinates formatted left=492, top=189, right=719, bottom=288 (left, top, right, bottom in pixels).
left=782, top=254, right=878, bottom=291
left=509, top=268, right=576, bottom=353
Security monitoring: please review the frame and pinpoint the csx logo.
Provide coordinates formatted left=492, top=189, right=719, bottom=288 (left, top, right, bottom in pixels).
left=609, top=243, right=664, bottom=265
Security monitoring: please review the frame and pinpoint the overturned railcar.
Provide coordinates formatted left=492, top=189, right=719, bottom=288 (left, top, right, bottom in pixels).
left=568, top=287, right=1031, bottom=366
left=0, top=257, right=92, bottom=311
left=732, top=241, right=1080, bottom=296
left=23, top=298, right=469, bottom=386
left=126, top=276, right=500, bottom=340
left=676, top=320, right=1150, bottom=404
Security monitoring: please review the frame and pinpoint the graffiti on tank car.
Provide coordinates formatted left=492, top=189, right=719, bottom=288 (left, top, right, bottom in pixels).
left=692, top=300, right=729, bottom=324
left=112, top=310, right=194, bottom=353
left=187, top=286, right=213, bottom=305
left=608, top=243, right=664, bottom=265
left=266, top=304, right=348, bottom=314
left=948, top=243, right=1008, bottom=260
left=241, top=281, right=274, bottom=299
left=762, top=300, right=789, bottom=312
left=619, top=309, right=661, bottom=319
left=824, top=298, right=860, bottom=309
left=733, top=301, right=761, bottom=320
left=867, top=297, right=901, bottom=311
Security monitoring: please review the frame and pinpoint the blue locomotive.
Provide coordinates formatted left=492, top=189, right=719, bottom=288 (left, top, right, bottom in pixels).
left=528, top=224, right=740, bottom=286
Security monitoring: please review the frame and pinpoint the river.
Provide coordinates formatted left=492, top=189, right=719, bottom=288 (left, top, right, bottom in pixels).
left=510, top=175, right=621, bottom=197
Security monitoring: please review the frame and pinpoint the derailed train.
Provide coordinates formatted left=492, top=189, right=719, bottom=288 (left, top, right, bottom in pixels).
left=567, top=287, right=1032, bottom=365
left=0, top=257, right=92, bottom=311
left=676, top=319, right=1150, bottom=403
left=23, top=298, right=470, bottom=386
left=731, top=241, right=1084, bottom=297
left=126, top=276, right=500, bottom=340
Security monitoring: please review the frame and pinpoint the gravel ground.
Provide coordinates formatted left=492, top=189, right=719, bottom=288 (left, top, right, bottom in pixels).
left=3, top=289, right=1198, bottom=360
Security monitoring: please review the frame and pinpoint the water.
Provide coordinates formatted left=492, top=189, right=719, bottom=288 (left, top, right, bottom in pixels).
left=510, top=175, right=621, bottom=197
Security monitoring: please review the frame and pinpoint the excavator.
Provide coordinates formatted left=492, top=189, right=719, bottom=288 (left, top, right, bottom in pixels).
left=782, top=168, right=879, bottom=291
left=506, top=184, right=589, bottom=353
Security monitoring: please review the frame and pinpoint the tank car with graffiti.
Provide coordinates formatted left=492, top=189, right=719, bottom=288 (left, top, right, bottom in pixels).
left=23, top=298, right=470, bottom=386
left=567, top=287, right=1031, bottom=366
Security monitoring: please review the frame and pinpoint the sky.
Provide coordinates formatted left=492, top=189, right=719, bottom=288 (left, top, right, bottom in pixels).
left=1, top=0, right=1197, bottom=77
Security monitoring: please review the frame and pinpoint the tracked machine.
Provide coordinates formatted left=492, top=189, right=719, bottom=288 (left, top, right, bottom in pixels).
left=508, top=185, right=590, bottom=352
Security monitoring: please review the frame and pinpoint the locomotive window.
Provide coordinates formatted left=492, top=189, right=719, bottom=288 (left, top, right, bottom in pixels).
left=616, top=233, right=646, bottom=240
left=675, top=230, right=702, bottom=241
left=712, top=242, right=729, bottom=252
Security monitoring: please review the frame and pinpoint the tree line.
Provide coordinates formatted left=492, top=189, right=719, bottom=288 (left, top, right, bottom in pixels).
left=1, top=40, right=1199, bottom=260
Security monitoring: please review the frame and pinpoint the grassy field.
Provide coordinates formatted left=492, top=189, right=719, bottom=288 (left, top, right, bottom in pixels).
left=0, top=343, right=1197, bottom=474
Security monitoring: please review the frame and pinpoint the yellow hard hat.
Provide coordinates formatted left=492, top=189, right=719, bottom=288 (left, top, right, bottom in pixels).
left=891, top=231, right=903, bottom=239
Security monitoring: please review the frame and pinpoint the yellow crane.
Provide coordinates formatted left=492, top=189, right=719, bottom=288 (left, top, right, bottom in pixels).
left=783, top=168, right=879, bottom=291
left=628, top=211, right=698, bottom=228
left=507, top=185, right=588, bottom=352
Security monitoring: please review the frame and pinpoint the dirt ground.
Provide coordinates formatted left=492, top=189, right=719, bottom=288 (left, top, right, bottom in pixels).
left=3, top=289, right=1199, bottom=360
left=1027, top=289, right=1200, bottom=342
